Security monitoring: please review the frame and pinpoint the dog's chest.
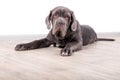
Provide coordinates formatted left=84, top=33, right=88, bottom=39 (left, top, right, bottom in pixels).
left=54, top=38, right=68, bottom=47
left=53, top=36, right=71, bottom=47
left=56, top=39, right=65, bottom=45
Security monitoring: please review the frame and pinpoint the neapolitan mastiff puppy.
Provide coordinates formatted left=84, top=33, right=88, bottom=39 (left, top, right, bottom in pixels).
left=15, top=6, right=115, bottom=56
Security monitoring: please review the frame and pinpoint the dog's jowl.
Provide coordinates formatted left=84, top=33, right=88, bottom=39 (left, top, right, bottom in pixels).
left=15, top=6, right=115, bottom=56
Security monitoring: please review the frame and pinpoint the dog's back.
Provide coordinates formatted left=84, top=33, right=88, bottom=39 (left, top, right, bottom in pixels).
left=81, top=25, right=97, bottom=45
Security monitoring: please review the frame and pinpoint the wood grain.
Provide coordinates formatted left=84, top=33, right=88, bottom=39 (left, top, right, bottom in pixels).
left=0, top=33, right=120, bottom=80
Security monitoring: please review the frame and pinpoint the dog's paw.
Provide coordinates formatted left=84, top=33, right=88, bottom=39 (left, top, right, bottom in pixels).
left=60, top=48, right=73, bottom=56
left=15, top=44, right=32, bottom=51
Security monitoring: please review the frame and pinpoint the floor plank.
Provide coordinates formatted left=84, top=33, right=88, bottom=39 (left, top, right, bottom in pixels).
left=0, top=34, right=120, bottom=80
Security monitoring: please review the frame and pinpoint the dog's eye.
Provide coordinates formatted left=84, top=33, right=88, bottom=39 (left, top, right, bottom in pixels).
left=64, top=15, right=69, bottom=20
left=53, top=15, right=58, bottom=19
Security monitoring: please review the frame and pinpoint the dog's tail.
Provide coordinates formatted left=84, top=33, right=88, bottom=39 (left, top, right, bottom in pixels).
left=96, top=38, right=115, bottom=41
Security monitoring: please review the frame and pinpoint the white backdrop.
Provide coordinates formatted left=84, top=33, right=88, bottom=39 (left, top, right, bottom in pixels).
left=0, top=0, right=120, bottom=35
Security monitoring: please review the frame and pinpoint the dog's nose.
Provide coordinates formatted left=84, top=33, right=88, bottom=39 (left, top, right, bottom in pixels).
left=57, top=21, right=65, bottom=26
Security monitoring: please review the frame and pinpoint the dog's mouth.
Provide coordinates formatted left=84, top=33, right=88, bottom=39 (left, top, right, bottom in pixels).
left=55, top=31, right=64, bottom=39
left=56, top=31, right=61, bottom=37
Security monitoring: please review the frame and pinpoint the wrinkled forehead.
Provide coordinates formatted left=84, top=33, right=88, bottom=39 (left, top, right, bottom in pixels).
left=51, top=6, right=72, bottom=16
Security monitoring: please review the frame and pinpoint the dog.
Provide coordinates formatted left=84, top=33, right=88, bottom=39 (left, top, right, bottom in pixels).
left=15, top=6, right=115, bottom=56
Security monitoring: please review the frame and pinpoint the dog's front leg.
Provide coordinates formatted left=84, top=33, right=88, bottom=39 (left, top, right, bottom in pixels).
left=61, top=41, right=82, bottom=56
left=15, top=38, right=52, bottom=51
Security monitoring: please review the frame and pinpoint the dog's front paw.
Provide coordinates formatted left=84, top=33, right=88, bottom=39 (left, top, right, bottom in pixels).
left=61, top=48, right=73, bottom=56
left=15, top=44, right=32, bottom=51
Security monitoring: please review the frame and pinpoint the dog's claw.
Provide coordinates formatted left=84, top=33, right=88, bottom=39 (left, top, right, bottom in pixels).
left=61, top=48, right=72, bottom=56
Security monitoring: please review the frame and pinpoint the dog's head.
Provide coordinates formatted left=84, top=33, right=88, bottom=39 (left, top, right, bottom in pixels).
left=45, top=6, right=77, bottom=39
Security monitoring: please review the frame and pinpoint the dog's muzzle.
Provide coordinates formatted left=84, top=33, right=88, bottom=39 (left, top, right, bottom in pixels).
left=56, top=19, right=65, bottom=27
left=53, top=17, right=67, bottom=38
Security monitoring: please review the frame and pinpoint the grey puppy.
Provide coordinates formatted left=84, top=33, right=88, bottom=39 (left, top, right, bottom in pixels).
left=15, top=6, right=115, bottom=56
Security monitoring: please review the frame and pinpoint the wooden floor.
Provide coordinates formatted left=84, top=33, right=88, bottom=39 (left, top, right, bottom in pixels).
left=0, top=33, right=120, bottom=80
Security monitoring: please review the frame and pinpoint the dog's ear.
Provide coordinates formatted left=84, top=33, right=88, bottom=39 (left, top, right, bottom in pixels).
left=45, top=11, right=52, bottom=29
left=71, top=12, right=77, bottom=31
